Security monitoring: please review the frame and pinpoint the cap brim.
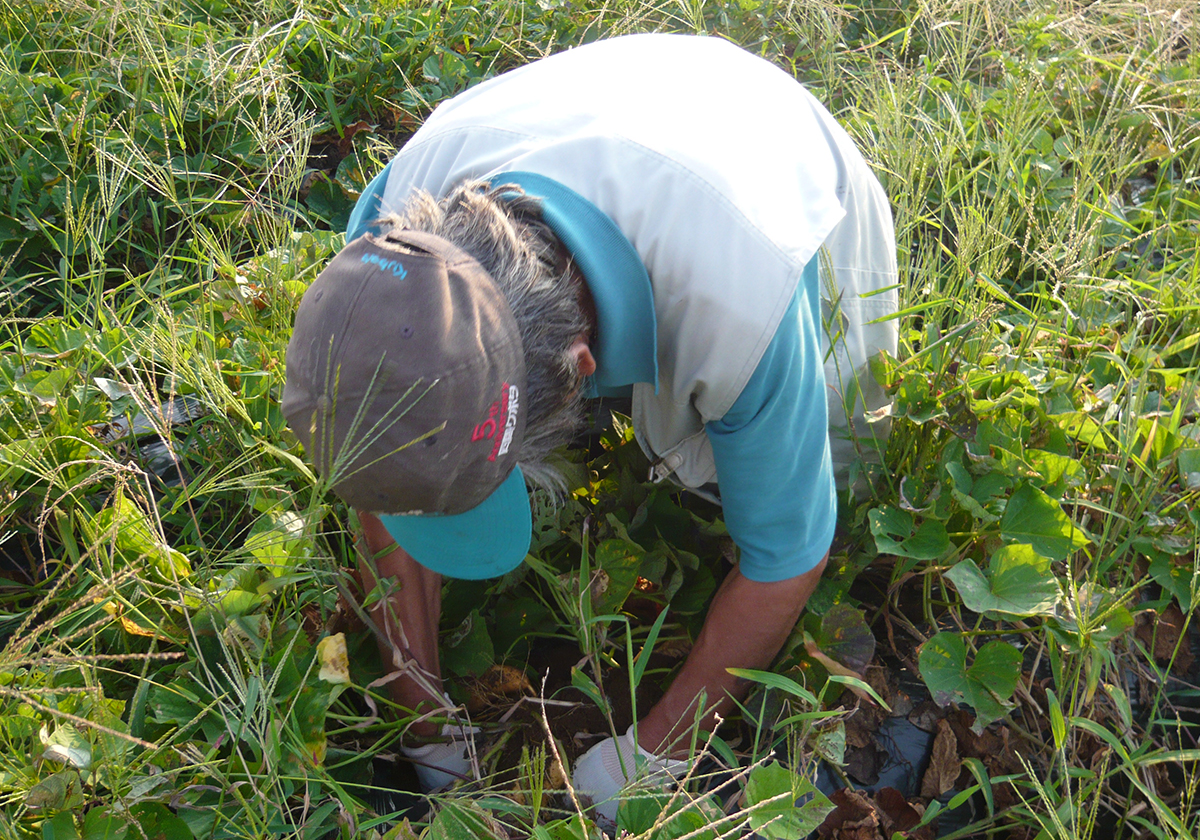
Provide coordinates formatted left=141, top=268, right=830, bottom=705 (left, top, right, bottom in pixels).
left=377, top=466, right=532, bottom=580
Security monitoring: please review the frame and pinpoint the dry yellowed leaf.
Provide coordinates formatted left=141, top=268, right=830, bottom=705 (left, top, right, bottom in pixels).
left=317, top=633, right=351, bottom=685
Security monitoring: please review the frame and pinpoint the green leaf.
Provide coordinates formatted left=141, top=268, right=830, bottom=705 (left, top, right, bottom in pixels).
left=814, top=723, right=846, bottom=765
left=492, top=595, right=555, bottom=659
left=427, top=802, right=499, bottom=840
left=632, top=600, right=671, bottom=688
left=1050, top=412, right=1108, bottom=451
left=130, top=804, right=194, bottom=840
left=43, top=724, right=91, bottom=769
left=868, top=506, right=950, bottom=560
left=304, top=174, right=355, bottom=231
left=82, top=807, right=128, bottom=840
left=946, top=461, right=1000, bottom=523
left=43, top=812, right=79, bottom=840
left=961, top=757, right=995, bottom=817
left=441, top=609, right=495, bottom=678
left=665, top=548, right=716, bottom=614
left=591, top=539, right=641, bottom=615
left=335, top=147, right=371, bottom=194
left=1024, top=449, right=1084, bottom=493
left=945, top=544, right=1060, bottom=617
left=147, top=683, right=204, bottom=727
left=1148, top=555, right=1194, bottom=613
left=1047, top=587, right=1134, bottom=652
left=299, top=801, right=340, bottom=840
left=532, top=817, right=593, bottom=840
left=14, top=368, right=75, bottom=408
left=617, top=791, right=724, bottom=840
left=1046, top=688, right=1066, bottom=751
left=0, top=439, right=46, bottom=477
left=27, top=770, right=84, bottom=811
left=1000, top=482, right=1090, bottom=561
left=616, top=792, right=668, bottom=836
left=1030, top=127, right=1054, bottom=156
left=244, top=509, right=313, bottom=576
left=918, top=632, right=1022, bottom=729
left=893, top=373, right=946, bottom=424
left=1103, top=681, right=1133, bottom=731
left=570, top=667, right=608, bottom=715
left=826, top=674, right=892, bottom=711
left=1, top=713, right=40, bottom=741
left=813, top=604, right=876, bottom=673
left=1178, top=448, right=1200, bottom=490
left=1091, top=605, right=1134, bottom=643
left=726, top=668, right=821, bottom=707
left=86, top=491, right=191, bottom=580
left=618, top=792, right=693, bottom=838
left=290, top=684, right=337, bottom=767
left=744, top=761, right=835, bottom=839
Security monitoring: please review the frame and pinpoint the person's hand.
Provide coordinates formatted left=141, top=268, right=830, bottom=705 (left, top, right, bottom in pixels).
left=401, top=722, right=480, bottom=792
left=571, top=725, right=691, bottom=823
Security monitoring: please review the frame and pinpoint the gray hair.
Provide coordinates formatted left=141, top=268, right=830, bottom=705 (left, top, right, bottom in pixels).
left=377, top=180, right=591, bottom=494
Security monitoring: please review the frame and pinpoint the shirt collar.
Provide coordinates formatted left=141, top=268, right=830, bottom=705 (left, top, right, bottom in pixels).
left=489, top=171, right=658, bottom=397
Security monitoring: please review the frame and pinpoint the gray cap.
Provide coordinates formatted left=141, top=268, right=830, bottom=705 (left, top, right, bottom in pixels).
left=283, top=230, right=533, bottom=578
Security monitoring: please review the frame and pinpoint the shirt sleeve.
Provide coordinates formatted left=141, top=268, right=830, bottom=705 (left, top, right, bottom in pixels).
left=345, top=161, right=394, bottom=242
left=704, top=257, right=837, bottom=582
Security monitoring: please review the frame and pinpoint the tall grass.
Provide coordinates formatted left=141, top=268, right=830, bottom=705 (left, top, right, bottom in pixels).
left=0, top=0, right=1197, bottom=838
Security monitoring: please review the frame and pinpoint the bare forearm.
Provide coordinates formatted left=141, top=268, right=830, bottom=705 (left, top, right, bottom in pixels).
left=358, top=512, right=445, bottom=737
left=638, top=554, right=827, bottom=756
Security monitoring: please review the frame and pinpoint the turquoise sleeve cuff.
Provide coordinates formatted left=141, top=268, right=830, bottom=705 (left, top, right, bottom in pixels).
left=345, top=160, right=394, bottom=242
left=705, top=259, right=836, bottom=582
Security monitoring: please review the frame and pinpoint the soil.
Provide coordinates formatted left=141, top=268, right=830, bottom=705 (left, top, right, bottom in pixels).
left=346, top=550, right=1200, bottom=838
left=478, top=640, right=675, bottom=785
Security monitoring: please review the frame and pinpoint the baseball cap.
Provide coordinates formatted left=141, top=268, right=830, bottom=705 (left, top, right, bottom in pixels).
left=282, top=229, right=532, bottom=579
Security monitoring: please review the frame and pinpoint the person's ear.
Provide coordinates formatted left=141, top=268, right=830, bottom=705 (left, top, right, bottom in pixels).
left=569, top=340, right=597, bottom=378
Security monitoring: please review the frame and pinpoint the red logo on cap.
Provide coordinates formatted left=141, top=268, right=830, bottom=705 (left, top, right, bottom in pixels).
left=471, top=383, right=520, bottom=462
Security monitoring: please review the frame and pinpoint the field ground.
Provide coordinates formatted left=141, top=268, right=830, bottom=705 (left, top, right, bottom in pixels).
left=1, top=0, right=1199, bottom=838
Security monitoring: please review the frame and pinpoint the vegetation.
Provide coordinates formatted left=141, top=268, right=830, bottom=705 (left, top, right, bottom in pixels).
left=0, top=0, right=1198, bottom=838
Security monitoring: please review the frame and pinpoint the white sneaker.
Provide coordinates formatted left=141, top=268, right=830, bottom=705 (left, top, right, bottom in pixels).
left=401, top=721, right=480, bottom=792
left=572, top=725, right=691, bottom=822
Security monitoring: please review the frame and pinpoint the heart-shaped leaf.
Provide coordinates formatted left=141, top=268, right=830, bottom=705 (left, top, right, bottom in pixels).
left=918, top=632, right=1022, bottom=729
left=811, top=603, right=876, bottom=673
left=744, top=761, right=835, bottom=839
left=946, top=544, right=1060, bottom=617
left=1000, top=482, right=1089, bottom=561
left=591, top=539, right=641, bottom=615
left=869, top=507, right=950, bottom=560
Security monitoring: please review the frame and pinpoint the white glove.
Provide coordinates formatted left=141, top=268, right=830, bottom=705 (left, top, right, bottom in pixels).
left=401, top=722, right=479, bottom=792
left=571, top=724, right=691, bottom=823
